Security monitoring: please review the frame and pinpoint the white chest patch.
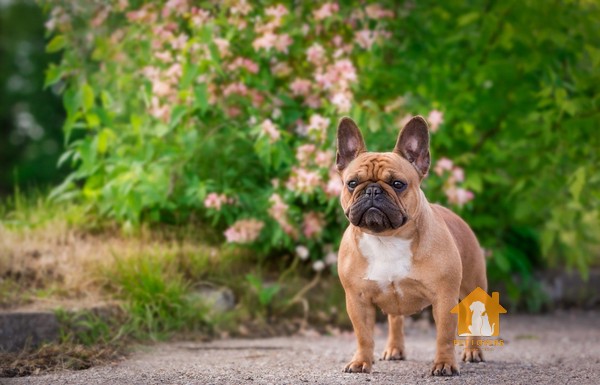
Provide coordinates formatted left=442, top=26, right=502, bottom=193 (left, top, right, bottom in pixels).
left=359, top=233, right=413, bottom=287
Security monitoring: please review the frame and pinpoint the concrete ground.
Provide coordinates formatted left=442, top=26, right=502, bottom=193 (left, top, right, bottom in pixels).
left=3, top=310, right=599, bottom=385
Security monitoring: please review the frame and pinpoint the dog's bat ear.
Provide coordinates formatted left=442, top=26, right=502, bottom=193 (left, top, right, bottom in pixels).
left=336, top=117, right=366, bottom=172
left=394, top=116, right=430, bottom=177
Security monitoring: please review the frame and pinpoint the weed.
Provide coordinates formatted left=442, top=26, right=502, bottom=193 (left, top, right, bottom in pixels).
left=108, top=254, right=209, bottom=340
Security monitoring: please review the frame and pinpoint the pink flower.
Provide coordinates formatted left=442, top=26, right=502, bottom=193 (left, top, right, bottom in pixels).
left=223, top=219, right=264, bottom=243
left=214, top=38, right=231, bottom=57
left=265, top=4, right=288, bottom=19
left=231, top=0, right=252, bottom=15
left=204, top=193, right=230, bottom=211
left=333, top=59, right=357, bottom=83
left=355, top=29, right=376, bottom=50
left=306, top=43, right=326, bottom=66
left=295, top=245, right=309, bottom=260
left=228, top=57, right=259, bottom=74
left=170, top=33, right=189, bottom=50
left=154, top=51, right=173, bottom=63
left=331, top=92, right=352, bottom=113
left=268, top=193, right=288, bottom=221
left=91, top=7, right=109, bottom=28
left=274, top=33, right=293, bottom=53
left=164, top=0, right=188, bottom=16
left=304, top=95, right=322, bottom=109
left=365, top=4, right=394, bottom=19
left=295, top=120, right=308, bottom=136
left=249, top=89, right=264, bottom=107
left=325, top=249, right=338, bottom=265
left=434, top=157, right=454, bottom=176
left=152, top=79, right=171, bottom=97
left=222, top=82, right=248, bottom=97
left=312, top=260, right=326, bottom=272
left=296, top=144, right=316, bottom=165
left=165, top=63, right=182, bottom=78
left=427, top=110, right=444, bottom=132
left=452, top=167, right=465, bottom=183
left=226, top=106, right=241, bottom=117
left=149, top=96, right=170, bottom=122
left=313, top=2, right=339, bottom=20
left=190, top=7, right=211, bottom=25
left=315, top=150, right=334, bottom=169
left=303, top=211, right=325, bottom=238
left=268, top=193, right=297, bottom=238
left=286, top=167, right=321, bottom=194
left=325, top=172, right=343, bottom=197
left=253, top=32, right=277, bottom=51
left=307, top=114, right=330, bottom=138
left=260, top=119, right=280, bottom=143
left=290, top=78, right=312, bottom=96
left=316, top=59, right=357, bottom=90
left=271, top=61, right=292, bottom=77
left=446, top=187, right=475, bottom=207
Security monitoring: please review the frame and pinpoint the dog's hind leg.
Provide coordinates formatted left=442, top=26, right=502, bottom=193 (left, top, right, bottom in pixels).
left=381, top=315, right=406, bottom=361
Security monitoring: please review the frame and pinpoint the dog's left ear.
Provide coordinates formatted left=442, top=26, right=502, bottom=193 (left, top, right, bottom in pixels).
left=394, top=116, right=430, bottom=177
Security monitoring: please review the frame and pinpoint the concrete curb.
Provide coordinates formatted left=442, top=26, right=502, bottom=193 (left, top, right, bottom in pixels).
left=0, top=311, right=59, bottom=352
left=0, top=287, right=236, bottom=352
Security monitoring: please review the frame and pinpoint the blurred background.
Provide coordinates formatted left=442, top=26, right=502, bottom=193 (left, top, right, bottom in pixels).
left=1, top=0, right=599, bottom=357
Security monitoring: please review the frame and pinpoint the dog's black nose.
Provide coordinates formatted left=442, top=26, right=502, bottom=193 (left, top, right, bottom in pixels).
left=365, top=183, right=382, bottom=197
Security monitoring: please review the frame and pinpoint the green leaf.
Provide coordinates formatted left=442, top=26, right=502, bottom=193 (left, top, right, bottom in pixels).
left=194, top=83, right=208, bottom=114
left=97, top=128, right=115, bottom=154
left=46, top=35, right=66, bottom=53
left=457, top=12, right=480, bottom=26
left=169, top=105, right=187, bottom=130
left=44, top=64, right=64, bottom=88
left=82, top=83, right=95, bottom=110
left=569, top=167, right=585, bottom=201
left=180, top=62, right=198, bottom=89
left=85, top=113, right=101, bottom=128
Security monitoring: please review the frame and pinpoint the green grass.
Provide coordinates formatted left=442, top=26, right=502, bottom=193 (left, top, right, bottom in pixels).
left=0, top=189, right=349, bottom=343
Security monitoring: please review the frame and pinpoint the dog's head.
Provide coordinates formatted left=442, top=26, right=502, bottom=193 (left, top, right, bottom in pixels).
left=336, top=116, right=431, bottom=235
left=469, top=301, right=486, bottom=314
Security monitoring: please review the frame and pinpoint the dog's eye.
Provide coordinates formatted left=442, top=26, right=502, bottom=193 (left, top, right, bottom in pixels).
left=392, top=180, right=407, bottom=191
left=347, top=180, right=358, bottom=190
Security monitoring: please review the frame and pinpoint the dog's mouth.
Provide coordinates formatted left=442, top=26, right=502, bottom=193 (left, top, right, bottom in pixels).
left=347, top=199, right=407, bottom=233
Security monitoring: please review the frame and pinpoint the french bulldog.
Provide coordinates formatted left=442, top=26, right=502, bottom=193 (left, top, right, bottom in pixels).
left=336, top=116, right=487, bottom=376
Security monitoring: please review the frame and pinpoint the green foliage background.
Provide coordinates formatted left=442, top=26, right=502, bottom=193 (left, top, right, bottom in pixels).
left=12, top=0, right=600, bottom=309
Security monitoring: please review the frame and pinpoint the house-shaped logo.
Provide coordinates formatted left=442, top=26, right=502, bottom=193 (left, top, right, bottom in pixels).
left=450, top=287, right=507, bottom=337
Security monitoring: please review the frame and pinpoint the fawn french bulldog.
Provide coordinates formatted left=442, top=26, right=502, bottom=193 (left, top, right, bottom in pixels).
left=336, top=116, right=487, bottom=376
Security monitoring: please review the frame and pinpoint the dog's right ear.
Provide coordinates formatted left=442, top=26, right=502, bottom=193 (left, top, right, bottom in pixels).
left=336, top=117, right=366, bottom=172
left=394, top=116, right=430, bottom=178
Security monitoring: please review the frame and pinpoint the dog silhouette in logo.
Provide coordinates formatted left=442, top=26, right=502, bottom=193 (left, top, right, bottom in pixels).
left=460, top=301, right=495, bottom=337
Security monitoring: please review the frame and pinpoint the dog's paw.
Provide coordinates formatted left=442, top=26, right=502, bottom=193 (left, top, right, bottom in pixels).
left=380, top=346, right=405, bottom=361
left=462, top=347, right=484, bottom=363
left=343, top=360, right=372, bottom=373
left=431, top=361, right=460, bottom=376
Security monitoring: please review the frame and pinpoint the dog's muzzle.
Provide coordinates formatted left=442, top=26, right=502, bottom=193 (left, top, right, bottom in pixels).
left=347, top=183, right=406, bottom=232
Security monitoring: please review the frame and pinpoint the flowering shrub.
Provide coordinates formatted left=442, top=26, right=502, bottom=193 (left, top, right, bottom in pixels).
left=43, top=0, right=600, bottom=297
left=44, top=1, right=473, bottom=268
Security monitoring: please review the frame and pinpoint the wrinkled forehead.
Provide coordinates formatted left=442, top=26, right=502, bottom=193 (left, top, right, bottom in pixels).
left=344, top=152, right=417, bottom=181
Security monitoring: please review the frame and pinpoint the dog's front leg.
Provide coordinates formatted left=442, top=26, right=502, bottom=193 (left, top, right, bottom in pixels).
left=431, top=297, right=460, bottom=376
left=343, top=293, right=376, bottom=373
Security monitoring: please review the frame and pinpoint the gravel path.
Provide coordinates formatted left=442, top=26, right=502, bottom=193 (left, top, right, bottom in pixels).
left=3, top=310, right=599, bottom=385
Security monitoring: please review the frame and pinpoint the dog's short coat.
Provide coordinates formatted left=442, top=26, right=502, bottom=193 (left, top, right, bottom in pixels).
left=336, top=116, right=487, bottom=376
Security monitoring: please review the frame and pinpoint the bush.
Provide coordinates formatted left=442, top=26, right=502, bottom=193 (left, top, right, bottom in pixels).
left=42, top=1, right=600, bottom=306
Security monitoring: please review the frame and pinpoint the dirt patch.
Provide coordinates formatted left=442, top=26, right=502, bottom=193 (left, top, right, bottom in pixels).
left=0, top=343, right=126, bottom=377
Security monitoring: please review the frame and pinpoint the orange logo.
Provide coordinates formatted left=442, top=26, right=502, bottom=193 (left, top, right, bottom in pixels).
left=450, top=287, right=507, bottom=337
